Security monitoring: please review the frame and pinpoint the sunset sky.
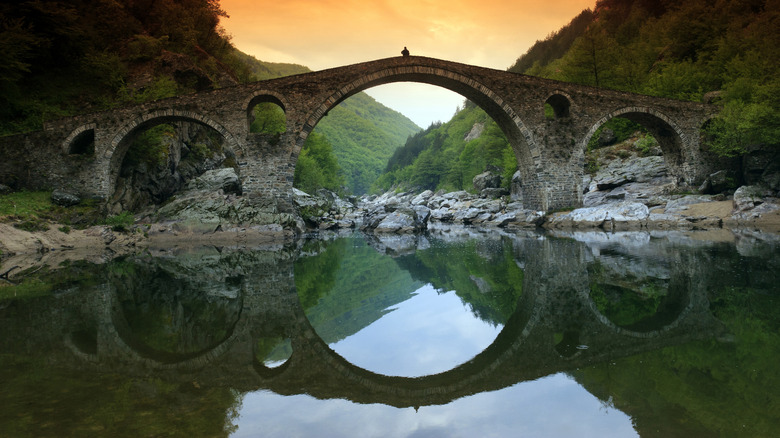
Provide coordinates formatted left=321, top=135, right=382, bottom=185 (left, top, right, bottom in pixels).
left=219, top=0, right=596, bottom=127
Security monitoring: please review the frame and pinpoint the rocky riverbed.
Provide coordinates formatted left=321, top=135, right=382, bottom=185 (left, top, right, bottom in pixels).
left=295, top=148, right=780, bottom=234
left=2, top=138, right=779, bottom=273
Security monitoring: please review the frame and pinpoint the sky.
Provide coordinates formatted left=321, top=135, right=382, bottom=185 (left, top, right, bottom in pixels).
left=219, top=0, right=596, bottom=127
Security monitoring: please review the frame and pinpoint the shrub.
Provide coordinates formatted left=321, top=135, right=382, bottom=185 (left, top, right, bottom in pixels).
left=104, top=211, right=134, bottom=232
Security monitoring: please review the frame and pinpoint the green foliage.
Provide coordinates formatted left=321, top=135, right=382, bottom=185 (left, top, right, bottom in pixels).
left=293, top=132, right=343, bottom=195
left=587, top=117, right=646, bottom=151
left=296, top=235, right=424, bottom=344
left=123, top=124, right=175, bottom=167
left=635, top=133, right=658, bottom=156
left=249, top=102, right=286, bottom=135
left=312, top=92, right=420, bottom=195
left=395, top=237, right=524, bottom=325
left=575, top=284, right=780, bottom=437
left=373, top=105, right=516, bottom=194
left=0, top=191, right=53, bottom=219
left=104, top=211, right=134, bottom=232
left=514, top=0, right=780, bottom=158
left=0, top=260, right=102, bottom=300
left=127, top=35, right=167, bottom=62
left=118, top=76, right=181, bottom=104
left=0, top=0, right=245, bottom=135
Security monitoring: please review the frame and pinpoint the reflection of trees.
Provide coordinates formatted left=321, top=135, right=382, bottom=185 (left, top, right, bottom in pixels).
left=394, top=236, right=524, bottom=326
left=296, top=235, right=423, bottom=344
left=574, top=284, right=780, bottom=437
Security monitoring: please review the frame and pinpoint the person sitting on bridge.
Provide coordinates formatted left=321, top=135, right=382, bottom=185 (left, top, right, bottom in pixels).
left=401, top=46, right=410, bottom=57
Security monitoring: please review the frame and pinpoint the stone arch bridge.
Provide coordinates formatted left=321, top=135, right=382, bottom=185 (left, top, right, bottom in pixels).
left=0, top=56, right=717, bottom=212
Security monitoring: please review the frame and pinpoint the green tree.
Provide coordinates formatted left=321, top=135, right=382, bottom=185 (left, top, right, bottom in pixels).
left=293, top=132, right=343, bottom=194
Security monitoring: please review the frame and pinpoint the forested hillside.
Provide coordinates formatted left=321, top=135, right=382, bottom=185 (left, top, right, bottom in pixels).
left=372, top=102, right=516, bottom=194
left=373, top=0, right=778, bottom=194
left=510, top=0, right=779, bottom=158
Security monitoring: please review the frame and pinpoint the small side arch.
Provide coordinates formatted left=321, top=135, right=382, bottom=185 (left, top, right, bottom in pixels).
left=544, top=91, right=573, bottom=119
left=62, top=123, right=97, bottom=155
left=581, top=106, right=689, bottom=179
left=244, top=90, right=291, bottom=134
left=105, top=109, right=240, bottom=198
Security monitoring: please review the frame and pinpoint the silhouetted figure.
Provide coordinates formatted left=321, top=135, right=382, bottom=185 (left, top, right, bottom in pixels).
left=401, top=46, right=410, bottom=57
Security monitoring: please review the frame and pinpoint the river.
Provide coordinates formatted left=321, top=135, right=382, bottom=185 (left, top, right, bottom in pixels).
left=0, top=228, right=778, bottom=437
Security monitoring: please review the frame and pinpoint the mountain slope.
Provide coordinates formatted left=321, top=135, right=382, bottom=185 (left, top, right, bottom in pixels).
left=313, top=92, right=420, bottom=195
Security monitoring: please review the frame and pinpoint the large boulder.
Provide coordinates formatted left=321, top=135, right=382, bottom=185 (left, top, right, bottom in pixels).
left=473, top=170, right=502, bottom=192
left=51, top=190, right=81, bottom=207
left=374, top=210, right=417, bottom=233
left=544, top=201, right=649, bottom=230
left=186, top=167, right=241, bottom=194
left=733, top=185, right=768, bottom=211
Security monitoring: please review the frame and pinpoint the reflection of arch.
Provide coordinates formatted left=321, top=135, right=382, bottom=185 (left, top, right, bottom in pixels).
left=62, top=123, right=96, bottom=155
left=580, top=284, right=694, bottom=338
left=296, top=63, right=540, bottom=179
left=545, top=91, right=572, bottom=119
left=254, top=286, right=544, bottom=407
left=106, top=288, right=248, bottom=368
left=244, top=90, right=291, bottom=134
left=105, top=110, right=240, bottom=199
left=582, top=107, right=687, bottom=173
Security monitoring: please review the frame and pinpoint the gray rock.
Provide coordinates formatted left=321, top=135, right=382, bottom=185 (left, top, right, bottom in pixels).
left=411, top=190, right=434, bottom=205
left=430, top=207, right=454, bottom=222
left=664, top=195, right=716, bottom=214
left=375, top=210, right=417, bottom=233
left=699, top=169, right=734, bottom=194
left=0, top=184, right=11, bottom=195
left=473, top=170, right=502, bottom=192
left=545, top=202, right=648, bottom=229
left=412, top=205, right=431, bottom=227
left=186, top=168, right=241, bottom=194
left=463, top=122, right=484, bottom=142
left=733, top=185, right=767, bottom=211
left=480, top=187, right=509, bottom=198
left=598, top=128, right=616, bottom=146
left=51, top=190, right=81, bottom=207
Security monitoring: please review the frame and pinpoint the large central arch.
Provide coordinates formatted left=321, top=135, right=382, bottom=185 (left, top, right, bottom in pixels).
left=292, top=64, right=543, bottom=203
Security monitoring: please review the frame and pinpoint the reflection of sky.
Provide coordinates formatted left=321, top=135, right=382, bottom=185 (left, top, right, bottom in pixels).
left=330, top=284, right=500, bottom=377
left=233, top=374, right=638, bottom=437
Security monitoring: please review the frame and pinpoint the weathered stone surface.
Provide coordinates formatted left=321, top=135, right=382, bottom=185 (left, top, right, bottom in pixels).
left=51, top=189, right=81, bottom=206
left=733, top=185, right=772, bottom=211
left=598, top=128, right=616, bottom=146
left=545, top=202, right=649, bottom=229
left=473, top=170, right=501, bottom=192
left=186, top=168, right=241, bottom=194
left=0, top=184, right=10, bottom=195
left=375, top=210, right=417, bottom=233
left=411, top=190, right=434, bottom=205
left=480, top=187, right=509, bottom=198
left=463, top=122, right=484, bottom=142
left=510, top=170, right=523, bottom=201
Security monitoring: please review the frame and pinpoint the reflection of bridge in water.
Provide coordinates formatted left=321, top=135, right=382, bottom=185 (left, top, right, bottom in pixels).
left=1, top=233, right=726, bottom=408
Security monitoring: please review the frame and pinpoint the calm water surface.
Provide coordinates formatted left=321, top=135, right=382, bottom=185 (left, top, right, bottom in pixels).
left=1, top=228, right=778, bottom=437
